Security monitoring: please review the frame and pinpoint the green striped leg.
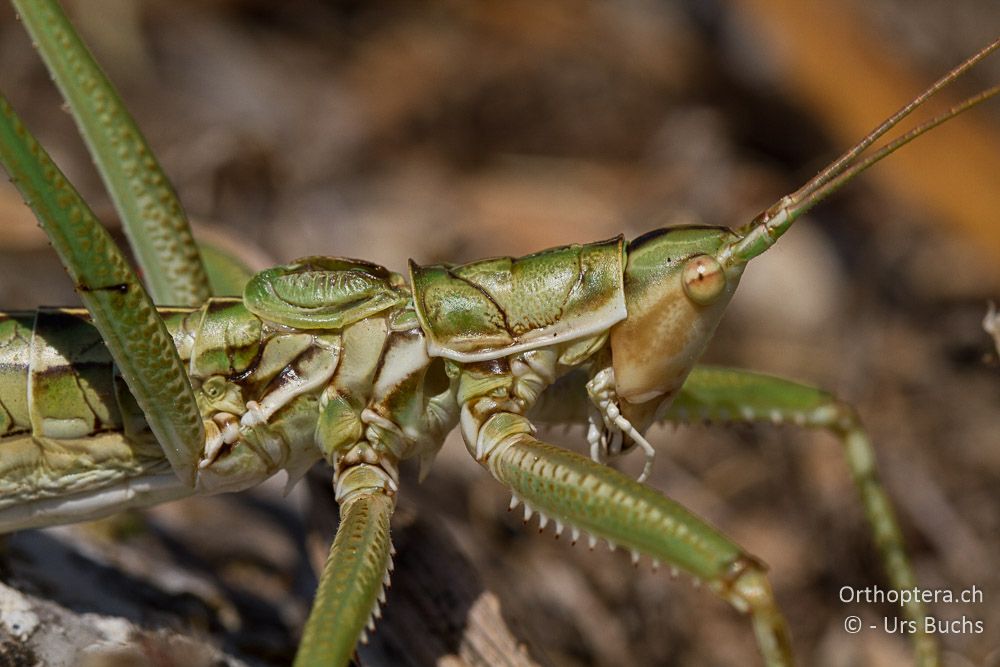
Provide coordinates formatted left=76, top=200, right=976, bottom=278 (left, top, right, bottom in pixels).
left=0, top=93, right=205, bottom=485
left=665, top=366, right=937, bottom=667
left=1, top=0, right=213, bottom=483
left=463, top=406, right=794, bottom=667
left=13, top=0, right=210, bottom=307
left=294, top=462, right=397, bottom=667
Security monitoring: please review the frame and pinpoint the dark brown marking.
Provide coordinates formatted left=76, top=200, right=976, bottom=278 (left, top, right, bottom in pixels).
left=227, top=343, right=265, bottom=383
left=77, top=282, right=129, bottom=294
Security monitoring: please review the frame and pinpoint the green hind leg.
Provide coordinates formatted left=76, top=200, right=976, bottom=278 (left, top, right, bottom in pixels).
left=13, top=0, right=210, bottom=307
left=0, top=92, right=205, bottom=485
left=0, top=0, right=213, bottom=484
left=665, top=366, right=938, bottom=667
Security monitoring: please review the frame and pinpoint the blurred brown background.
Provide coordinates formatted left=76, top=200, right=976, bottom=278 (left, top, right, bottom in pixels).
left=1, top=1, right=999, bottom=666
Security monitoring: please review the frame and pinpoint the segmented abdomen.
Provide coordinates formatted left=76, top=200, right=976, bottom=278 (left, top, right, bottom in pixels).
left=0, top=309, right=174, bottom=512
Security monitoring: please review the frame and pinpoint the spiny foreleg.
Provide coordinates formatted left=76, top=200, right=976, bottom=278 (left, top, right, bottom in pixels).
left=664, top=366, right=937, bottom=667
left=586, top=366, right=657, bottom=482
left=459, top=364, right=794, bottom=667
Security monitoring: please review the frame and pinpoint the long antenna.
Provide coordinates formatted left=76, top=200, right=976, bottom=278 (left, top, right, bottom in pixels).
left=792, top=82, right=1000, bottom=222
left=796, top=38, right=1000, bottom=201
left=723, top=37, right=1000, bottom=266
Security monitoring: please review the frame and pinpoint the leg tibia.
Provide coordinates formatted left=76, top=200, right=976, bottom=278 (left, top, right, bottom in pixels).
left=294, top=465, right=395, bottom=667
left=488, top=430, right=739, bottom=579
left=480, top=418, right=793, bottom=666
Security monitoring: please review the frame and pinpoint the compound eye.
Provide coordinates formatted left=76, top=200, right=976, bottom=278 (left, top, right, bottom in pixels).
left=681, top=254, right=726, bottom=305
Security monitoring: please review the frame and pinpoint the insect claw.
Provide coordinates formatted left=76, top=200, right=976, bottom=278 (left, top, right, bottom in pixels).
left=367, top=616, right=376, bottom=632
left=378, top=587, right=387, bottom=604
left=652, top=559, right=661, bottom=572
left=538, top=513, right=549, bottom=531
left=571, top=527, right=580, bottom=544
left=383, top=572, right=392, bottom=588
left=554, top=520, right=564, bottom=538
left=670, top=567, right=680, bottom=579
left=523, top=504, right=534, bottom=522
left=606, top=539, right=616, bottom=552
left=360, top=630, right=369, bottom=645
left=508, top=494, right=520, bottom=511
left=587, top=534, right=598, bottom=550
left=631, top=550, right=640, bottom=566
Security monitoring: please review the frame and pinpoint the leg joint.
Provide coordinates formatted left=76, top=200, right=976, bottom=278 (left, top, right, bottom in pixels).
left=717, top=553, right=771, bottom=614
left=476, top=411, right=535, bottom=468
left=335, top=460, right=399, bottom=504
